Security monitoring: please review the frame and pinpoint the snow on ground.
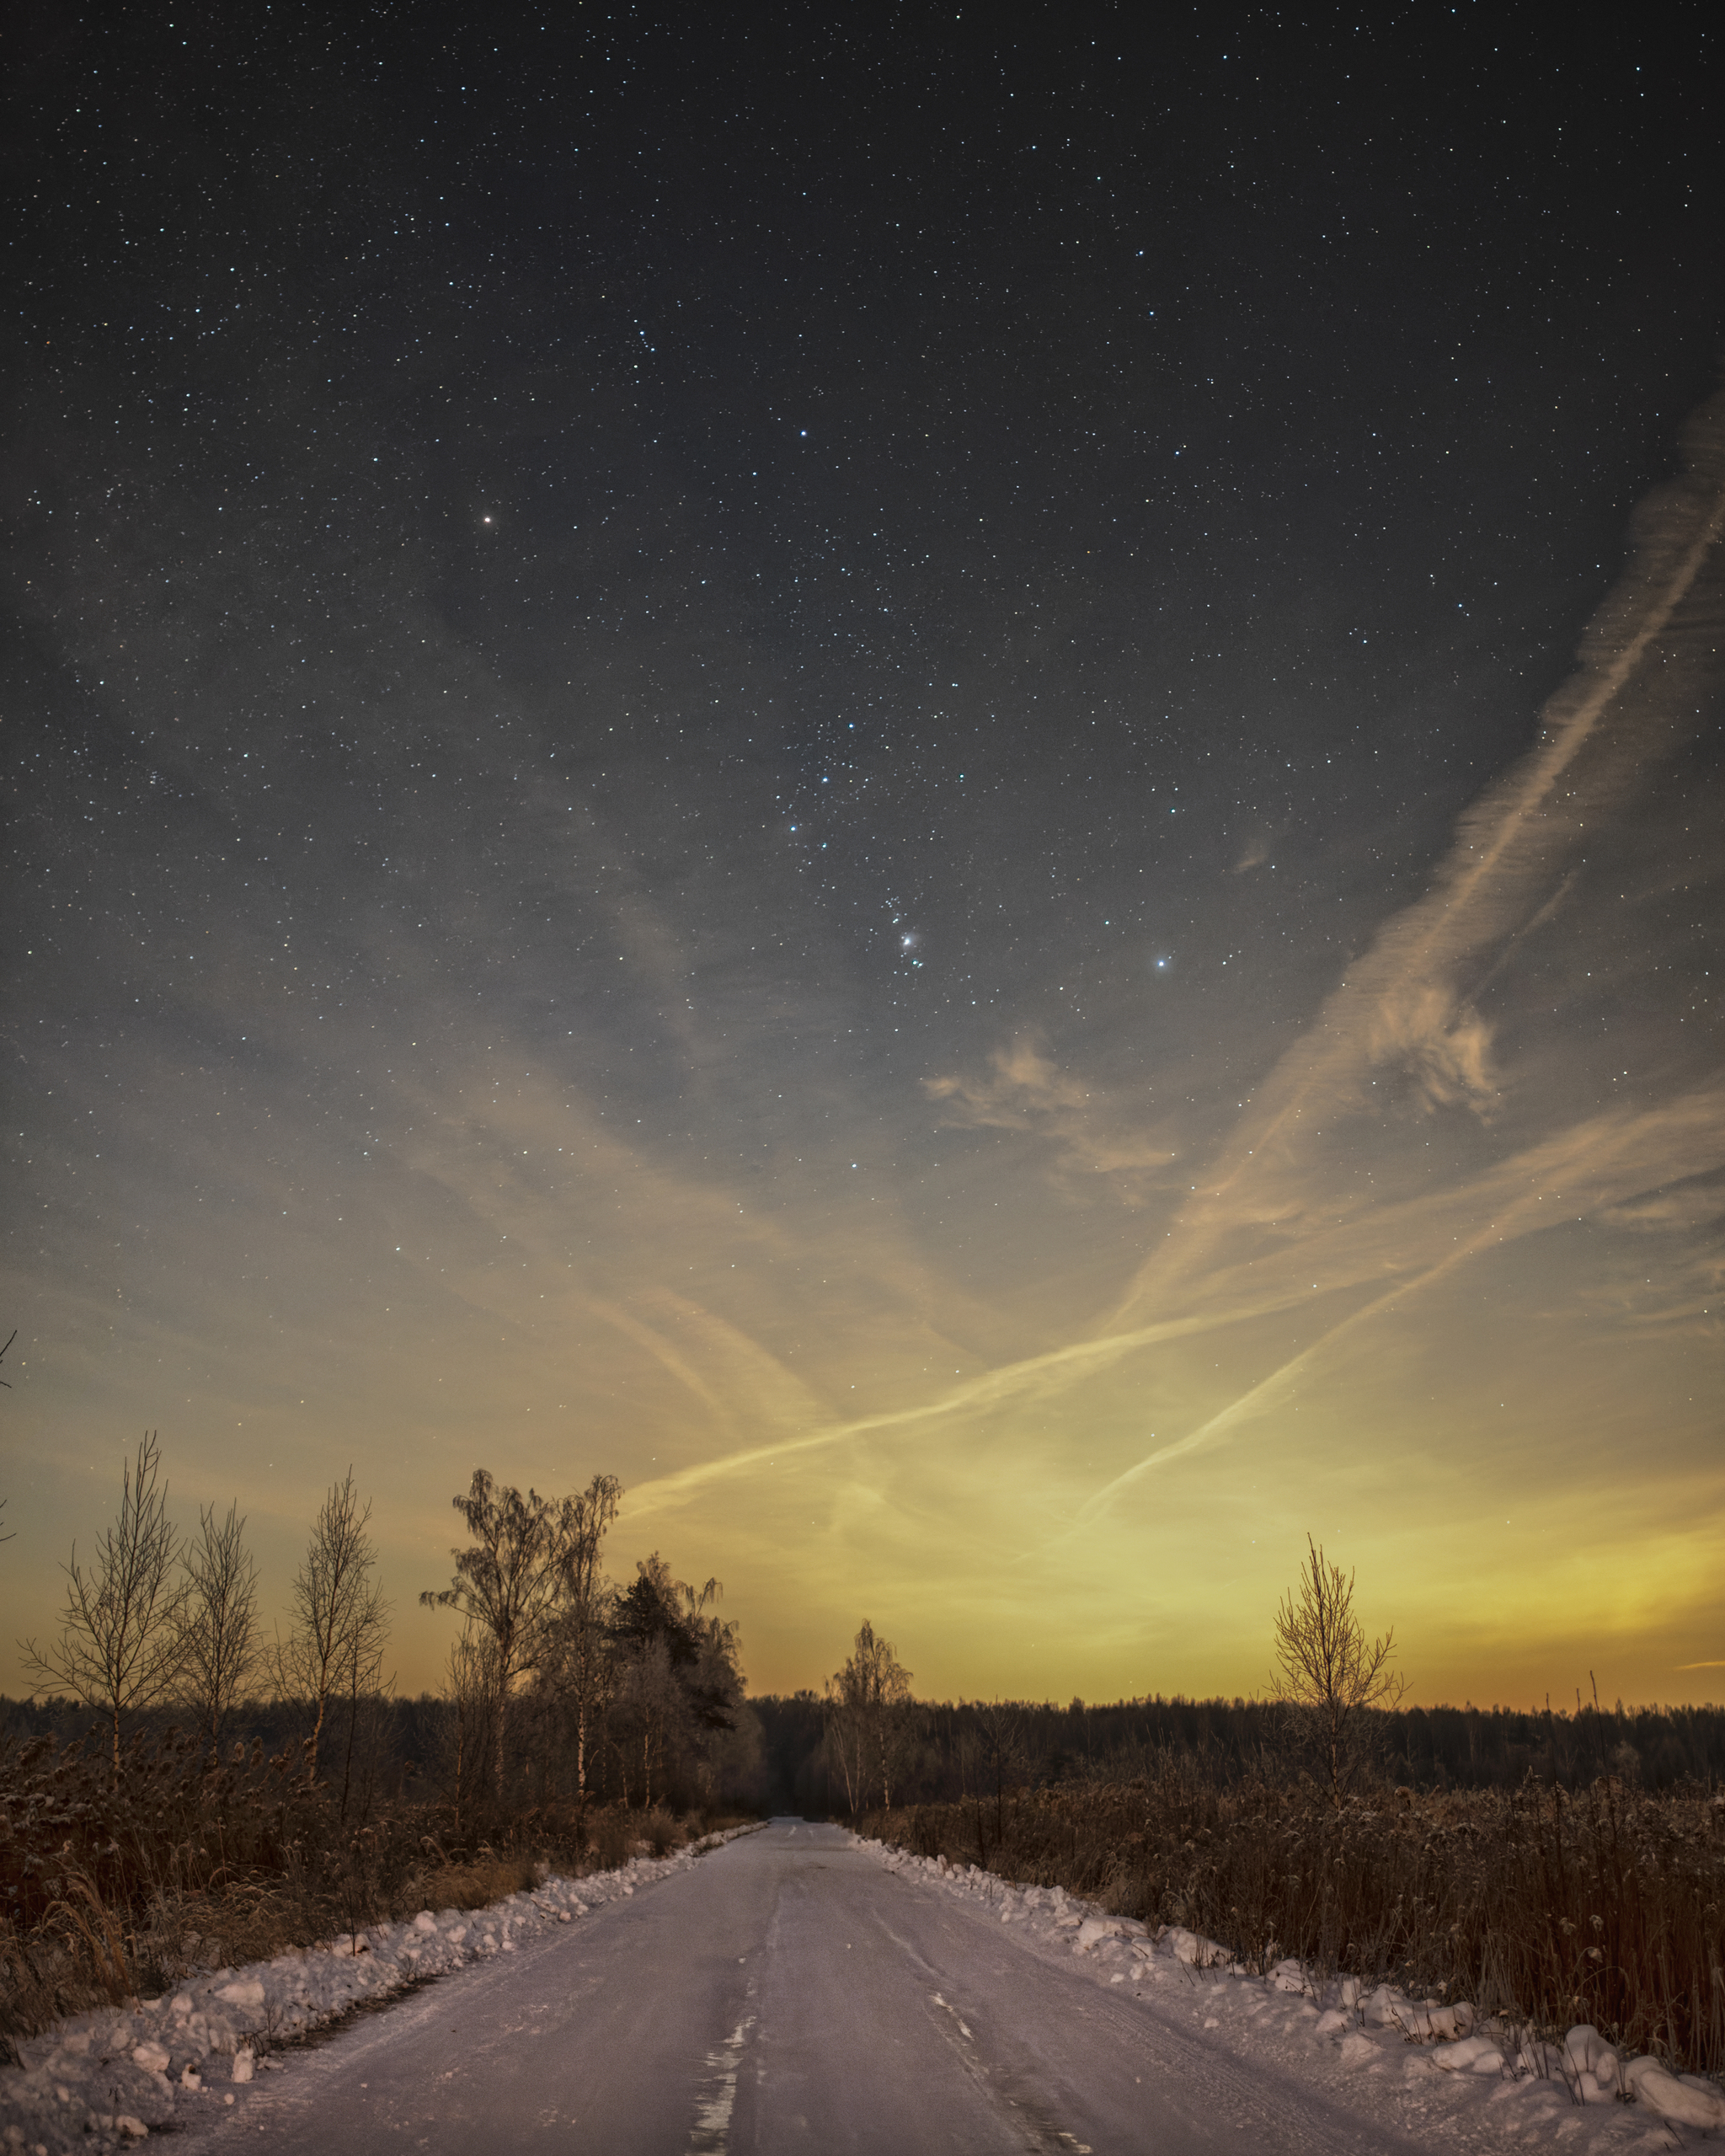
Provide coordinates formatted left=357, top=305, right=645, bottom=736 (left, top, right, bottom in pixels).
left=857, top=1838, right=1725, bottom=2149
left=0, top=1827, right=761, bottom=2154
left=11, top=1823, right=1723, bottom=2153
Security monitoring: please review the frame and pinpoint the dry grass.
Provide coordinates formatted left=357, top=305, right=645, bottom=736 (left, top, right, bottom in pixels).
left=869, top=1765, right=1725, bottom=2073
left=0, top=1725, right=740, bottom=2050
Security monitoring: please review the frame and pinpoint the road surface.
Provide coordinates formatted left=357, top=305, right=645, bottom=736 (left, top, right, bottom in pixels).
left=195, top=1821, right=1429, bottom=2153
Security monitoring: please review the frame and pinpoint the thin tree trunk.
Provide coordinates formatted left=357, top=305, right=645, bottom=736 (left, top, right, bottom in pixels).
left=339, top=1658, right=360, bottom=1823
left=494, top=1661, right=510, bottom=1806
left=452, top=1700, right=466, bottom=1836
left=574, top=1692, right=591, bottom=1843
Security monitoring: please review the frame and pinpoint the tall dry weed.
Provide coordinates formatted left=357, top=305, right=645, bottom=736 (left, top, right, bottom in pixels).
left=870, top=1770, right=1725, bottom=2073
left=1, top=1721, right=719, bottom=2044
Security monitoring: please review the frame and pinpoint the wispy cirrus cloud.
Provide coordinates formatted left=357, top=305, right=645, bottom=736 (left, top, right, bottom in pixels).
left=924, top=1036, right=1091, bottom=1131
left=924, top=1036, right=1181, bottom=1181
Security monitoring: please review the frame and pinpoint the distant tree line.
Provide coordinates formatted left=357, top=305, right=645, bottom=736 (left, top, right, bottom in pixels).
left=750, top=1686, right=1725, bottom=1817
left=755, top=1559, right=1723, bottom=1821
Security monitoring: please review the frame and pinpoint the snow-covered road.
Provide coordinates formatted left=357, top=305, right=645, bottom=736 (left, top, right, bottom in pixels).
left=11, top=1818, right=1712, bottom=2152
left=163, top=1819, right=1605, bottom=2155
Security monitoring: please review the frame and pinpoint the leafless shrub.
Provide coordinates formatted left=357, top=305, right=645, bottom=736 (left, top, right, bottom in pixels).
left=584, top=1803, right=633, bottom=1870
left=414, top=1848, right=540, bottom=1910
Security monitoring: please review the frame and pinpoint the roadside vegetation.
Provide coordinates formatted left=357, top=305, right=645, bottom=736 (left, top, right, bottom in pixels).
left=1, top=1440, right=762, bottom=2049
left=867, top=1768, right=1725, bottom=2076
left=793, top=1564, right=1725, bottom=2078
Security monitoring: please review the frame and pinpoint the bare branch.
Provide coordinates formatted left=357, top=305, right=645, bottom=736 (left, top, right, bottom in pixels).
left=0, top=1329, right=16, bottom=1548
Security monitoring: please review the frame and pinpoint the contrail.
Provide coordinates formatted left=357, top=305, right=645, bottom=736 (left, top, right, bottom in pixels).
left=622, top=1298, right=1318, bottom=1518
left=1056, top=1080, right=1725, bottom=1541
left=1071, top=1226, right=1503, bottom=1538
left=1109, top=385, right=1725, bottom=1325
left=623, top=1079, right=1725, bottom=1524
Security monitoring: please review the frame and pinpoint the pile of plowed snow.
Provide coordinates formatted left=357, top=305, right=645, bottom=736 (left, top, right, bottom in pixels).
left=862, top=1839, right=1725, bottom=2139
left=0, top=1827, right=758, bottom=2153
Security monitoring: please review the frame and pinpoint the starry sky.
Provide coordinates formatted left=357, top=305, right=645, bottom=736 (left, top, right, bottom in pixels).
left=4, top=4, right=1723, bottom=1709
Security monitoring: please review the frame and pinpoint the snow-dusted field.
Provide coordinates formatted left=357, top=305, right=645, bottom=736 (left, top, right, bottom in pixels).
left=4, top=1818, right=1722, bottom=2152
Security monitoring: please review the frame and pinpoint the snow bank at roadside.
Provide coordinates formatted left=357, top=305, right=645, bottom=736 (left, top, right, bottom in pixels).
left=860, top=1838, right=1725, bottom=2146
left=0, top=1825, right=761, bottom=2154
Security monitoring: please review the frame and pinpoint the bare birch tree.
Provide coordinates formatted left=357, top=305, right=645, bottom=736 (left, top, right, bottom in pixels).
left=545, top=1472, right=621, bottom=1834
left=332, top=1592, right=394, bottom=1825
left=824, top=1619, right=913, bottom=1815
left=21, top=1431, right=184, bottom=1784
left=178, top=1499, right=261, bottom=1749
left=612, top=1631, right=681, bottom=1811
left=275, top=1469, right=389, bottom=1786
left=420, top=1470, right=563, bottom=1800
left=1272, top=1535, right=1407, bottom=1805
left=437, top=1618, right=499, bottom=1835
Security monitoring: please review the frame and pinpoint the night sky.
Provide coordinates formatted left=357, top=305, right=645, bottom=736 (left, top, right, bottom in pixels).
left=5, top=4, right=1722, bottom=1707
